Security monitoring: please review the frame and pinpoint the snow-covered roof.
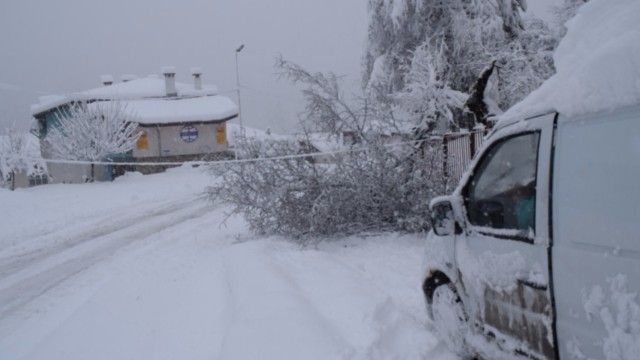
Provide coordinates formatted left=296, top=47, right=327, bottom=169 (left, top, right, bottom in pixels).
left=31, top=76, right=219, bottom=116
left=500, top=0, right=640, bottom=124
left=115, top=96, right=238, bottom=125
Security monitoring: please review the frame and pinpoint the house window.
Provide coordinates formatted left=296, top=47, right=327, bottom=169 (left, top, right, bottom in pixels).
left=136, top=130, right=149, bottom=150
left=180, top=125, right=198, bottom=142
left=216, top=126, right=226, bottom=145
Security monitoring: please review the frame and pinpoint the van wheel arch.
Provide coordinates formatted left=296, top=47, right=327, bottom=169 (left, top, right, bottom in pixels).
left=425, top=272, right=470, bottom=355
left=423, top=271, right=452, bottom=306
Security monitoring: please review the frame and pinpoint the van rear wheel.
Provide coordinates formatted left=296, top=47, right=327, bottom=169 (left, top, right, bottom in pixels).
left=431, top=284, right=468, bottom=354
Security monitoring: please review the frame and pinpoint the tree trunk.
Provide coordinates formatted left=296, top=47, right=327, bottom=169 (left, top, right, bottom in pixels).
left=464, top=61, right=497, bottom=127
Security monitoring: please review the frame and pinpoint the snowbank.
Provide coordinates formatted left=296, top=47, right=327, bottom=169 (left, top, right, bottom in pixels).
left=501, top=0, right=640, bottom=122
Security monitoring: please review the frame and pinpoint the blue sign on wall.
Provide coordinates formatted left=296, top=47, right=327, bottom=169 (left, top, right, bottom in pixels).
left=180, top=125, right=198, bottom=142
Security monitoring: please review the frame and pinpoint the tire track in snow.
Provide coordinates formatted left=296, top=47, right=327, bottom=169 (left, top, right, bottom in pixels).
left=0, top=200, right=215, bottom=323
left=216, top=242, right=351, bottom=360
left=270, top=243, right=441, bottom=359
left=0, top=198, right=199, bottom=278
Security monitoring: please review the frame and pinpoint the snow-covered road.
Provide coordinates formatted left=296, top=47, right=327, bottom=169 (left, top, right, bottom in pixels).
left=0, top=166, right=456, bottom=359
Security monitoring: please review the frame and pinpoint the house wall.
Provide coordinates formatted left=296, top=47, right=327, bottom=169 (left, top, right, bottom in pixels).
left=0, top=170, right=29, bottom=189
left=36, top=106, right=231, bottom=181
left=13, top=171, right=30, bottom=189
left=133, top=122, right=227, bottom=158
left=35, top=105, right=71, bottom=138
left=46, top=162, right=110, bottom=184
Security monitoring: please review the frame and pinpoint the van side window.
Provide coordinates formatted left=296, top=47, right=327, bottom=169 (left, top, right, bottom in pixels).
left=465, top=132, right=540, bottom=232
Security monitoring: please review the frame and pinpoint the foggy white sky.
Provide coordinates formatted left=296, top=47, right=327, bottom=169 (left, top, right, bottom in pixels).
left=0, top=0, right=558, bottom=134
left=0, top=0, right=369, bottom=133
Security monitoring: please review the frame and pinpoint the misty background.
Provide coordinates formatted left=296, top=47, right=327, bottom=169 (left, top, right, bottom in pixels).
left=0, top=0, right=556, bottom=135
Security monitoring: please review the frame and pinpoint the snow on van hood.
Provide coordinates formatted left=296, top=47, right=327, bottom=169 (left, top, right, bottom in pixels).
left=501, top=0, right=640, bottom=123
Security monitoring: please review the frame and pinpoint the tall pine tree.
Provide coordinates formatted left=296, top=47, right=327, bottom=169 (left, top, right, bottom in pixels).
left=362, top=0, right=555, bottom=131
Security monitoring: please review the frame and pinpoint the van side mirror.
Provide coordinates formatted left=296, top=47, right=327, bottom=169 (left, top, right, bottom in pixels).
left=430, top=200, right=457, bottom=236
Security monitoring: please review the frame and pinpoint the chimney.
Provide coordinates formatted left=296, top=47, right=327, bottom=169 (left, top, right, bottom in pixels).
left=191, top=67, right=203, bottom=90
left=100, top=74, right=114, bottom=86
left=121, top=74, right=137, bottom=83
left=161, top=66, right=177, bottom=97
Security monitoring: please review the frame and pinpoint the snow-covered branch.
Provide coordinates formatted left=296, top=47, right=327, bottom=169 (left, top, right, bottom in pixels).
left=0, top=128, right=46, bottom=190
left=45, top=100, right=140, bottom=163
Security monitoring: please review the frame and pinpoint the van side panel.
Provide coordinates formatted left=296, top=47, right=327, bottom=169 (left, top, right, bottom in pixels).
left=552, top=106, right=640, bottom=359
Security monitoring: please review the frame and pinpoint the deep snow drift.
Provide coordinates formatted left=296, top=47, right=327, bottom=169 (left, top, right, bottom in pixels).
left=0, top=166, right=455, bottom=360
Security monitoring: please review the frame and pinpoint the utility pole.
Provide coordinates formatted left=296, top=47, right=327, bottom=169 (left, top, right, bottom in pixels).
left=235, top=44, right=245, bottom=138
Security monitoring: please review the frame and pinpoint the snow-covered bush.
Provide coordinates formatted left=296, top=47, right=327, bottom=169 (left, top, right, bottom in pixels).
left=209, top=136, right=447, bottom=237
left=0, top=128, right=46, bottom=190
left=209, top=58, right=449, bottom=238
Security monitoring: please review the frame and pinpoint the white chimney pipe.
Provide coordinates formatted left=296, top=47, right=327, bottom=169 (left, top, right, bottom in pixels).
left=100, top=74, right=114, bottom=86
left=161, top=66, right=177, bottom=97
left=191, top=67, right=203, bottom=90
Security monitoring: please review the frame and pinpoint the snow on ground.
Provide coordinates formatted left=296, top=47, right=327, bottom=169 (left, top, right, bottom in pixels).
left=0, top=165, right=455, bottom=359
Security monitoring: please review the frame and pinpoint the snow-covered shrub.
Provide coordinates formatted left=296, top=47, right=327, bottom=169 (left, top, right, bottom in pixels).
left=0, top=128, right=46, bottom=190
left=209, top=136, right=447, bottom=237
left=209, top=57, right=450, bottom=238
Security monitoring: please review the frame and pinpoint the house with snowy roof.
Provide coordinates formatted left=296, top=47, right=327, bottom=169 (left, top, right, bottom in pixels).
left=31, top=67, right=238, bottom=183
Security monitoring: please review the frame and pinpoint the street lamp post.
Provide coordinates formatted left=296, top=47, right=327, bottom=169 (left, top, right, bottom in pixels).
left=235, top=44, right=245, bottom=138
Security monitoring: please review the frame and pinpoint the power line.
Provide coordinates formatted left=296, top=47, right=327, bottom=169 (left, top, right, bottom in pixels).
left=239, top=85, right=282, bottom=100
left=24, top=137, right=439, bottom=167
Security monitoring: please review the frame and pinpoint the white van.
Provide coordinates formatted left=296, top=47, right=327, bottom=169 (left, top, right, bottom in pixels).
left=423, top=105, right=640, bottom=359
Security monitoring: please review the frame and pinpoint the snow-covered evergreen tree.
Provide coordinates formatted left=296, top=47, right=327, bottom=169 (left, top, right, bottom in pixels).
left=496, top=16, right=557, bottom=109
left=362, top=0, right=555, bottom=129
left=396, top=42, right=468, bottom=131
left=363, top=0, right=526, bottom=90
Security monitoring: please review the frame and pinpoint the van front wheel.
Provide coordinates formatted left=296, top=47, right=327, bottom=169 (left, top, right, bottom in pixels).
left=431, top=284, right=468, bottom=354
